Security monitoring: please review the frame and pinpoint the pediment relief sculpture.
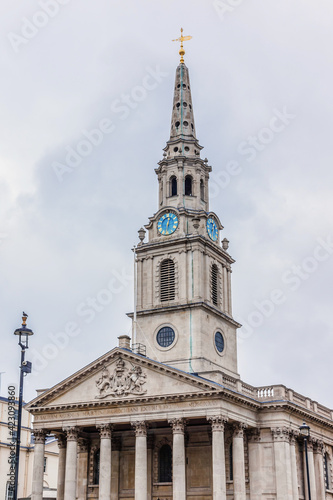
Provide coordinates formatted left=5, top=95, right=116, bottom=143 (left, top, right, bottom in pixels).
left=95, top=357, right=147, bottom=398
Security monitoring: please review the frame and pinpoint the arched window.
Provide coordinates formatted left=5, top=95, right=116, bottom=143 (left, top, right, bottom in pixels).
left=211, top=264, right=219, bottom=306
left=93, top=449, right=100, bottom=485
left=159, top=444, right=172, bottom=482
left=229, top=442, right=233, bottom=480
left=160, top=259, right=175, bottom=302
left=200, top=179, right=205, bottom=201
left=185, top=175, right=192, bottom=196
left=324, top=453, right=330, bottom=489
left=170, top=176, right=177, bottom=196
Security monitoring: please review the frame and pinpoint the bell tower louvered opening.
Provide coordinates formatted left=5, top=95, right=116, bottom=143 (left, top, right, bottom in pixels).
left=160, top=259, right=175, bottom=302
left=211, top=264, right=219, bottom=306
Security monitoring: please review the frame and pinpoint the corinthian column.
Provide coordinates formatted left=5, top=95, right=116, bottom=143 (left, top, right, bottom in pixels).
left=208, top=416, right=227, bottom=500
left=306, top=439, right=317, bottom=500
left=132, top=421, right=148, bottom=500
left=233, top=423, right=246, bottom=500
left=289, top=432, right=299, bottom=500
left=248, top=428, right=262, bottom=500
left=64, top=427, right=79, bottom=500
left=313, top=440, right=325, bottom=500
left=169, top=418, right=187, bottom=500
left=272, top=427, right=293, bottom=500
left=55, top=433, right=66, bottom=500
left=31, top=429, right=47, bottom=500
left=98, top=424, right=112, bottom=500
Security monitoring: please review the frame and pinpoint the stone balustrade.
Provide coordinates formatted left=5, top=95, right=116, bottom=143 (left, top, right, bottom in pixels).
left=219, top=376, right=333, bottom=420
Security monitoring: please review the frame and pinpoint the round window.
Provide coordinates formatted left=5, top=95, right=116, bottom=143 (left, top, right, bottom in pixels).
left=157, top=326, right=175, bottom=348
left=215, top=332, right=224, bottom=353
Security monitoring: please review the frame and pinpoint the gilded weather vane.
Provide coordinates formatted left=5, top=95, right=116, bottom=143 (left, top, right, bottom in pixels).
left=172, top=27, right=192, bottom=64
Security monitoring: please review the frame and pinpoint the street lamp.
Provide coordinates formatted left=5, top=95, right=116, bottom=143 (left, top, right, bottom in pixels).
left=13, top=313, right=34, bottom=500
left=299, top=422, right=311, bottom=500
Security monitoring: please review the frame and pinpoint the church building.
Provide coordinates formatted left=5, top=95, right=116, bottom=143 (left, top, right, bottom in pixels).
left=27, top=37, right=333, bottom=500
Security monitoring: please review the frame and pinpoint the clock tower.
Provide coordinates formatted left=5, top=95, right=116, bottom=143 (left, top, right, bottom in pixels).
left=131, top=49, right=241, bottom=383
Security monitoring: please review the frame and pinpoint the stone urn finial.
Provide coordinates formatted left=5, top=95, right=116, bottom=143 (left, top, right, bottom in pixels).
left=138, top=227, right=146, bottom=244
left=222, top=238, right=229, bottom=251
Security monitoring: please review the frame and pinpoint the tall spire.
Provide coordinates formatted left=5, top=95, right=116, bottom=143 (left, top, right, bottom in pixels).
left=169, top=63, right=197, bottom=141
left=169, top=29, right=197, bottom=143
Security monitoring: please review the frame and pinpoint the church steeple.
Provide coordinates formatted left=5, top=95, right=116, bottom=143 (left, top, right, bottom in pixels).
left=132, top=45, right=241, bottom=384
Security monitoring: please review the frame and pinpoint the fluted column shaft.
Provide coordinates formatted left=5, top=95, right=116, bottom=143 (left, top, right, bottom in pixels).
left=289, top=434, right=299, bottom=500
left=132, top=421, right=148, bottom=500
left=233, top=424, right=246, bottom=500
left=98, top=425, right=112, bottom=500
left=314, top=441, right=325, bottom=500
left=31, top=429, right=47, bottom=500
left=307, top=440, right=317, bottom=500
left=272, top=427, right=293, bottom=500
left=248, top=429, right=262, bottom=500
left=56, top=434, right=67, bottom=500
left=209, top=416, right=227, bottom=500
left=170, top=418, right=186, bottom=500
left=64, top=427, right=79, bottom=500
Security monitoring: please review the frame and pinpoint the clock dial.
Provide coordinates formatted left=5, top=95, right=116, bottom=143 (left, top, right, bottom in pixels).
left=206, top=218, right=218, bottom=241
left=157, top=212, right=179, bottom=235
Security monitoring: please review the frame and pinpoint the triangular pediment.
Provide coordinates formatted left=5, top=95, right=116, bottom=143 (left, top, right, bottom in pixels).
left=26, top=348, right=219, bottom=410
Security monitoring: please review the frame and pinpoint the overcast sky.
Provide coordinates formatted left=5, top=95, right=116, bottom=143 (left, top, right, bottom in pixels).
left=1, top=1, right=333, bottom=409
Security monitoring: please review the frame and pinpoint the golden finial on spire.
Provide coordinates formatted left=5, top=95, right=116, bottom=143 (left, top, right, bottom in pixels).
left=172, top=27, right=192, bottom=64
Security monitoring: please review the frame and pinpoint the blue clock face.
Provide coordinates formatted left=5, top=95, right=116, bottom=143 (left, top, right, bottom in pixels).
left=207, top=218, right=218, bottom=241
left=158, top=212, right=179, bottom=235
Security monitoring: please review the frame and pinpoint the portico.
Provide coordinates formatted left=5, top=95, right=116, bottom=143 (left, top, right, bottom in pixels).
left=27, top=348, right=333, bottom=500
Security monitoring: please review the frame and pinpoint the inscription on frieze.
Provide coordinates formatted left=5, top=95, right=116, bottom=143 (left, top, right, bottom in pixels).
left=95, top=357, right=147, bottom=398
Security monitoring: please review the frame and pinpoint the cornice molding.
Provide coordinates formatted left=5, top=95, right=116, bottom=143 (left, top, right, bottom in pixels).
left=131, top=301, right=241, bottom=328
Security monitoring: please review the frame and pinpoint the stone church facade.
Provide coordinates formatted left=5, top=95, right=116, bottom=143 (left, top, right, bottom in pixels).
left=27, top=51, right=333, bottom=500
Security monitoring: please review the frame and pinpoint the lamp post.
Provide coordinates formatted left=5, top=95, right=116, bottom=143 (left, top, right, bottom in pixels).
left=299, top=422, right=311, bottom=500
left=13, top=313, right=33, bottom=500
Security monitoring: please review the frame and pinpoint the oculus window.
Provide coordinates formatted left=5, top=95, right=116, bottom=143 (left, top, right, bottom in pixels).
left=157, top=326, right=175, bottom=348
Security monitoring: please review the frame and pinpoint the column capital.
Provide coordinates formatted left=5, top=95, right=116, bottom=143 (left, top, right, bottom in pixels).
left=97, top=423, right=113, bottom=439
left=208, top=415, right=228, bottom=431
left=271, top=426, right=290, bottom=442
left=169, top=417, right=187, bottom=434
left=78, top=438, right=89, bottom=453
left=313, top=439, right=324, bottom=455
left=54, top=432, right=66, bottom=449
left=64, top=426, right=80, bottom=441
left=233, top=422, right=247, bottom=438
left=132, top=420, right=148, bottom=437
left=289, top=430, right=298, bottom=445
left=33, top=429, right=47, bottom=444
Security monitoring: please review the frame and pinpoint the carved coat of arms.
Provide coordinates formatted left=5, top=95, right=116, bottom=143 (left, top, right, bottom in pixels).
left=95, top=357, right=147, bottom=398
